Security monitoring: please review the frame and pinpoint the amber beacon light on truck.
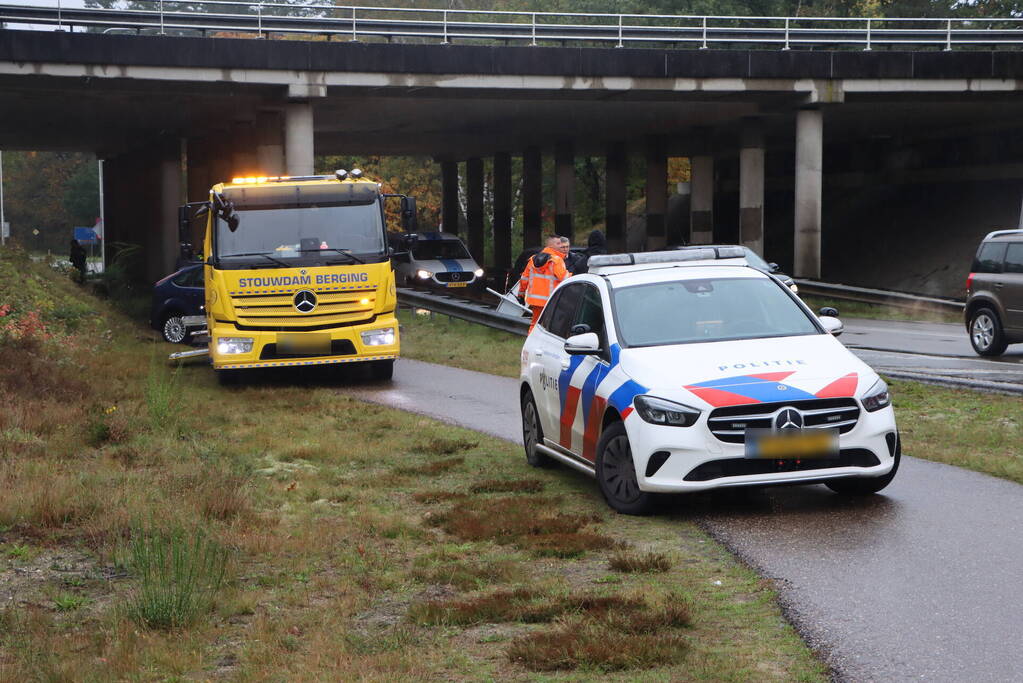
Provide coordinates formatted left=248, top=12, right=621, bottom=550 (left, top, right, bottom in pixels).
left=175, top=170, right=418, bottom=384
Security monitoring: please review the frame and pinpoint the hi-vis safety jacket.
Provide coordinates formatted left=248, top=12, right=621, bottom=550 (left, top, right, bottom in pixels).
left=518, top=247, right=569, bottom=307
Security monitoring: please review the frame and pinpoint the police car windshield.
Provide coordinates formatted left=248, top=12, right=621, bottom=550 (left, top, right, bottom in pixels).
left=613, top=277, right=819, bottom=347
left=412, top=240, right=471, bottom=261
left=216, top=203, right=384, bottom=263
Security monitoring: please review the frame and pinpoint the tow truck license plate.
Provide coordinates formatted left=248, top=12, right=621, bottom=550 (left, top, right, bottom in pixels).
left=446, top=282, right=468, bottom=288
left=745, top=429, right=839, bottom=459
left=277, top=333, right=330, bottom=355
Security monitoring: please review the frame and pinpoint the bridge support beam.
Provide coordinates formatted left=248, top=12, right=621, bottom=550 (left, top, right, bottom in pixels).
left=256, top=110, right=284, bottom=176
left=645, top=135, right=668, bottom=250
left=555, top=140, right=574, bottom=239
left=493, top=152, right=512, bottom=274
left=522, top=147, right=542, bottom=249
left=794, top=108, right=823, bottom=279
left=466, top=157, right=485, bottom=264
left=690, top=129, right=714, bottom=245
left=739, top=118, right=765, bottom=257
left=155, top=141, right=183, bottom=279
left=285, top=101, right=314, bottom=176
left=440, top=160, right=459, bottom=234
left=605, top=141, right=626, bottom=253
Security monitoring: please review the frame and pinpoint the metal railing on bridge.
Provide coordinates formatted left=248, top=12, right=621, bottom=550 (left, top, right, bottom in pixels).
left=2, top=2, right=1023, bottom=51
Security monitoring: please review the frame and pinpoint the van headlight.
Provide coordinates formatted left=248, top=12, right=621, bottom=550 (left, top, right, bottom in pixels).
left=474, top=268, right=484, bottom=277
left=416, top=269, right=432, bottom=279
left=789, top=283, right=799, bottom=294
left=860, top=378, right=891, bottom=412
left=216, top=337, right=254, bottom=355
left=361, top=327, right=395, bottom=346
left=633, top=395, right=701, bottom=427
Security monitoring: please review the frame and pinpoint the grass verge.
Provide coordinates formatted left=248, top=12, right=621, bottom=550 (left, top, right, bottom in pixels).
left=0, top=247, right=824, bottom=680
left=398, top=308, right=522, bottom=377
left=800, top=295, right=962, bottom=324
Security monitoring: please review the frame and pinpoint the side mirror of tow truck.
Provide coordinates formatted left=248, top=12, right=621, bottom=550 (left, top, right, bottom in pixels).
left=400, top=196, right=419, bottom=233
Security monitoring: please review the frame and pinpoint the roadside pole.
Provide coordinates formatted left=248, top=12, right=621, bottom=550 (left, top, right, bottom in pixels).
left=1, top=150, right=6, bottom=247
left=98, top=158, right=105, bottom=270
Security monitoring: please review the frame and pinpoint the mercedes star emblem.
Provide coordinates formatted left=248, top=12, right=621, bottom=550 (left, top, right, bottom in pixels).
left=451, top=272, right=461, bottom=281
left=773, top=407, right=804, bottom=430
left=293, top=290, right=318, bottom=313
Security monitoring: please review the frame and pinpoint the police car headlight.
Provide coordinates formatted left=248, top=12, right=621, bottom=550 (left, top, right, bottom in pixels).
left=416, top=269, right=432, bottom=279
left=474, top=268, right=484, bottom=278
left=860, top=378, right=891, bottom=412
left=216, top=337, right=254, bottom=355
left=633, top=395, right=701, bottom=427
left=361, top=327, right=395, bottom=346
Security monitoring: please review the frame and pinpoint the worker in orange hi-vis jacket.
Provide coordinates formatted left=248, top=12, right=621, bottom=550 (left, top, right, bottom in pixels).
left=518, top=236, right=570, bottom=333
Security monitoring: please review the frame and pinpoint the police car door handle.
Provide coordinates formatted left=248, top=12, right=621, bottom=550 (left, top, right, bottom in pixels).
left=535, top=350, right=544, bottom=357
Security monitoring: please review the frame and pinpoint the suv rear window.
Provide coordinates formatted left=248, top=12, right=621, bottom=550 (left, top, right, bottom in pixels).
left=973, top=242, right=1007, bottom=274
left=1005, top=242, right=1023, bottom=274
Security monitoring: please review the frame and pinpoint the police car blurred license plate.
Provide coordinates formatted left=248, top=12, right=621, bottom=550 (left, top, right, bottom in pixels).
left=277, top=333, right=330, bottom=355
left=745, top=429, right=838, bottom=459
left=447, top=282, right=468, bottom=288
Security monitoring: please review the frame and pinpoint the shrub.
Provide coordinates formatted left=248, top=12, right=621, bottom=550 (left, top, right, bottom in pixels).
left=125, top=525, right=229, bottom=630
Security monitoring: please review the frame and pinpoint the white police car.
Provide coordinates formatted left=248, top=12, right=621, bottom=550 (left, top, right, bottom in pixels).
left=519, top=248, right=899, bottom=514
left=394, top=232, right=484, bottom=290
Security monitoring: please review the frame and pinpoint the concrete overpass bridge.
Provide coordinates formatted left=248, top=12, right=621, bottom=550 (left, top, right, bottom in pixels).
left=3, top=4, right=1023, bottom=291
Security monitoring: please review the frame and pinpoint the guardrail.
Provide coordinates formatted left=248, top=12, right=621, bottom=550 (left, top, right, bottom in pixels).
left=794, top=279, right=965, bottom=314
left=2, top=2, right=1023, bottom=51
left=398, top=287, right=528, bottom=337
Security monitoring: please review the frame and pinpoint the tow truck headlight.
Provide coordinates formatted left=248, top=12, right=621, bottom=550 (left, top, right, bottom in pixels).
left=474, top=268, right=484, bottom=278
left=361, top=327, right=395, bottom=346
left=216, top=337, right=254, bottom=355
left=633, top=395, right=701, bottom=427
left=860, top=378, right=891, bottom=412
left=416, top=269, right=432, bottom=280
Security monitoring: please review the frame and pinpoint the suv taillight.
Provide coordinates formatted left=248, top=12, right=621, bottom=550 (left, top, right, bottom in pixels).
left=966, top=272, right=974, bottom=293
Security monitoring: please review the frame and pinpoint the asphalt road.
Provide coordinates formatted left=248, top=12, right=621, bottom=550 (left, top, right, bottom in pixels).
left=344, top=358, right=1023, bottom=683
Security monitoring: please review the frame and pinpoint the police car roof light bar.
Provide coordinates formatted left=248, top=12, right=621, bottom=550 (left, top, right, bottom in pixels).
left=588, top=246, right=745, bottom=271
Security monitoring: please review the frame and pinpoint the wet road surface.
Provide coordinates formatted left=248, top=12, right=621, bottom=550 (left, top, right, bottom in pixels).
left=345, top=358, right=1023, bottom=682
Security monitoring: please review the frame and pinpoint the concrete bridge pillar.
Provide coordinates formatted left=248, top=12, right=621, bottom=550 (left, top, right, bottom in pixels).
left=522, top=146, right=542, bottom=249
left=285, top=101, right=314, bottom=176
left=645, top=135, right=668, bottom=250
left=440, top=160, right=459, bottom=235
left=493, top=152, right=512, bottom=274
left=155, top=140, right=183, bottom=279
left=186, top=136, right=212, bottom=203
left=739, top=118, right=766, bottom=257
left=256, top=110, right=284, bottom=176
left=794, top=108, right=823, bottom=279
left=466, top=157, right=485, bottom=264
left=554, top=140, right=574, bottom=239
left=690, top=128, right=714, bottom=245
left=231, top=120, right=259, bottom=177
left=605, top=141, right=627, bottom=253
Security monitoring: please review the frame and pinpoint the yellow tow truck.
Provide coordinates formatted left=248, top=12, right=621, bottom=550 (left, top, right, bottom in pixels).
left=176, top=170, right=414, bottom=383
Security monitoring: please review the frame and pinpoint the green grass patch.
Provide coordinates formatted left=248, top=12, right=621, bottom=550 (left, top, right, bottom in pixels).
left=398, top=308, right=522, bottom=378
left=801, top=295, right=962, bottom=324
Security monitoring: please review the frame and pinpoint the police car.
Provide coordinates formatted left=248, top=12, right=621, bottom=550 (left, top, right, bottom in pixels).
left=519, top=248, right=900, bottom=514
left=394, top=232, right=484, bottom=290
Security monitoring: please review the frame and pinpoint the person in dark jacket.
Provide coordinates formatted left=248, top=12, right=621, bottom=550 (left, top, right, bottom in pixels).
left=69, top=239, right=87, bottom=280
left=569, top=229, right=607, bottom=275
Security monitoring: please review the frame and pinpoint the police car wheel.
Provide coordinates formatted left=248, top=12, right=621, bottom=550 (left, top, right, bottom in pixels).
left=596, top=421, right=655, bottom=515
left=521, top=390, right=551, bottom=468
left=162, top=314, right=187, bottom=344
left=825, top=448, right=900, bottom=496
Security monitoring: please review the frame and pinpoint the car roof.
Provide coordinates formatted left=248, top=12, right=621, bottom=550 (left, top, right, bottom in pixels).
left=594, top=263, right=766, bottom=289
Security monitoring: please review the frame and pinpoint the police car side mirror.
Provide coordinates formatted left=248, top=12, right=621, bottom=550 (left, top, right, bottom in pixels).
left=565, top=332, right=602, bottom=355
left=819, top=316, right=844, bottom=337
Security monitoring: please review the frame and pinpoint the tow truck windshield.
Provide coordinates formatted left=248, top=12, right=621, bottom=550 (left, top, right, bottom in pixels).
left=215, top=203, right=385, bottom=266
left=613, top=276, right=819, bottom=347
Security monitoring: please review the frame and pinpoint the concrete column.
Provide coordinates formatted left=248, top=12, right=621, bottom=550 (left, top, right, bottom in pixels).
left=186, top=137, right=212, bottom=203
left=645, top=135, right=668, bottom=250
left=256, top=110, right=284, bottom=176
left=466, top=157, right=485, bottom=264
left=605, top=141, right=626, bottom=253
left=155, top=142, right=183, bottom=279
left=794, top=108, right=823, bottom=279
left=554, top=140, right=574, bottom=239
left=739, top=118, right=766, bottom=257
left=493, top=152, right=512, bottom=273
left=522, top=146, right=542, bottom=248
left=690, top=129, right=715, bottom=245
left=285, top=101, right=314, bottom=176
left=231, top=120, right=258, bottom=177
left=440, top=160, right=459, bottom=235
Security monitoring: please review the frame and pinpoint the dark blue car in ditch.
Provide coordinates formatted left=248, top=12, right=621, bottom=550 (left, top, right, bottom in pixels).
left=150, top=264, right=204, bottom=343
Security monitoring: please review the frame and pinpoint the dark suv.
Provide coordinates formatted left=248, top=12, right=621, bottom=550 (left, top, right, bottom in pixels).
left=965, top=229, right=1023, bottom=356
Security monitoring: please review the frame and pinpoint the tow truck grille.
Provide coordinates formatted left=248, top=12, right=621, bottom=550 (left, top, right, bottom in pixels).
left=230, top=290, right=375, bottom=328
left=707, top=398, right=860, bottom=444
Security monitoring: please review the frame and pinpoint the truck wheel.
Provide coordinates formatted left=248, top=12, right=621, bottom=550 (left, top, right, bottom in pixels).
left=369, top=359, right=394, bottom=381
left=161, top=312, right=187, bottom=344
left=969, top=307, right=1008, bottom=356
left=596, top=421, right=656, bottom=515
left=217, top=370, right=240, bottom=387
left=521, top=389, right=551, bottom=468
